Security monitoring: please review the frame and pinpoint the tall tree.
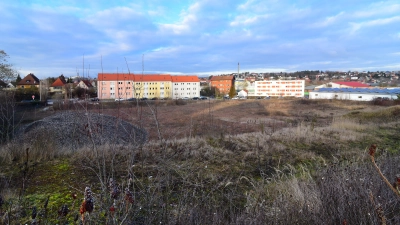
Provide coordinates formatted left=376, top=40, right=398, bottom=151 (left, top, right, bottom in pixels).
left=16, top=74, right=21, bottom=83
left=229, top=84, right=236, bottom=98
left=0, top=50, right=17, bottom=82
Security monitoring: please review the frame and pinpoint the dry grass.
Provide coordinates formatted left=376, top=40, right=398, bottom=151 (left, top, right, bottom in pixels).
left=1, top=99, right=400, bottom=224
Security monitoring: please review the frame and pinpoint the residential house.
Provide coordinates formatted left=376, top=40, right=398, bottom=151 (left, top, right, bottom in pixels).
left=77, top=80, right=93, bottom=90
left=17, top=73, right=40, bottom=89
left=210, top=75, right=234, bottom=95
left=50, top=75, right=67, bottom=94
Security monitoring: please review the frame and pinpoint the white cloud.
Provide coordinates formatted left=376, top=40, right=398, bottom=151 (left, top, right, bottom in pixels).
left=157, top=2, right=200, bottom=35
left=353, top=2, right=400, bottom=18
left=230, top=14, right=269, bottom=26
left=309, top=12, right=345, bottom=28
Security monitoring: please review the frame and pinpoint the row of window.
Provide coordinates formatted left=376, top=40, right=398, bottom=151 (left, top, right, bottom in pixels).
left=174, top=83, right=198, bottom=85
left=257, top=89, right=303, bottom=92
left=104, top=81, right=168, bottom=85
left=257, top=81, right=303, bottom=84
left=174, top=88, right=197, bottom=90
left=257, top=85, right=303, bottom=88
left=174, top=93, right=197, bottom=95
left=257, top=93, right=303, bottom=96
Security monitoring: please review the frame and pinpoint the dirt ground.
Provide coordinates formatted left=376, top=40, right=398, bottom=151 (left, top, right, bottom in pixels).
left=18, top=98, right=384, bottom=141
left=96, top=98, right=382, bottom=141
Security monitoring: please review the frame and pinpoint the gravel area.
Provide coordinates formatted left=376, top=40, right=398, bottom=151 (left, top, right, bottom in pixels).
left=16, top=111, right=147, bottom=149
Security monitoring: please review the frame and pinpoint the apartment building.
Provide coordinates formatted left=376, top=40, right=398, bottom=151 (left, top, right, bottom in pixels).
left=171, top=76, right=200, bottom=99
left=250, top=80, right=305, bottom=97
left=97, top=73, right=199, bottom=99
left=210, top=75, right=234, bottom=95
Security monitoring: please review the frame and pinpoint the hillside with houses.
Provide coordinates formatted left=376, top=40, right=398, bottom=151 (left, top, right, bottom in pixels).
left=1, top=70, right=399, bottom=102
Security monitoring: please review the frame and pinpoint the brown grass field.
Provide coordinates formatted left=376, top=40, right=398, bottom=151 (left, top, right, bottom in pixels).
left=2, top=98, right=400, bottom=224
left=77, top=98, right=385, bottom=140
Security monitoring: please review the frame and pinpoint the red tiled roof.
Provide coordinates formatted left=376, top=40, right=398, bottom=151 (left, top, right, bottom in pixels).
left=51, top=77, right=67, bottom=87
left=18, top=73, right=40, bottom=85
left=210, top=75, right=234, bottom=81
left=171, top=75, right=200, bottom=82
left=334, top=82, right=370, bottom=88
left=98, top=73, right=172, bottom=81
left=135, top=74, right=172, bottom=82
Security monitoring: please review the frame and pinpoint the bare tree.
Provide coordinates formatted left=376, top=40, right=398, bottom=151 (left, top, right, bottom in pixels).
left=0, top=50, right=17, bottom=82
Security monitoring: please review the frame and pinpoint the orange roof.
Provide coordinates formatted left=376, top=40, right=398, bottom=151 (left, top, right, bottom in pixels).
left=98, top=73, right=202, bottom=82
left=171, top=75, right=200, bottom=82
left=98, top=73, right=172, bottom=82
left=98, top=73, right=136, bottom=81
left=51, top=77, right=67, bottom=87
left=135, top=74, right=172, bottom=82
left=210, top=75, right=234, bottom=81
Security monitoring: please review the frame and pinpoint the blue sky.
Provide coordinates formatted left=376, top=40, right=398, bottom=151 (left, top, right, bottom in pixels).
left=1, top=0, right=400, bottom=79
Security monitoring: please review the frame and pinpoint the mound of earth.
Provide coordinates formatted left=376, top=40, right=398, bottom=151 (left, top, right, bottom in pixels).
left=16, top=111, right=147, bottom=149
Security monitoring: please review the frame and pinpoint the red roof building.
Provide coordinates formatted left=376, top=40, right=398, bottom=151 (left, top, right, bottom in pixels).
left=17, top=73, right=40, bottom=89
left=210, top=75, right=234, bottom=95
left=97, top=73, right=200, bottom=99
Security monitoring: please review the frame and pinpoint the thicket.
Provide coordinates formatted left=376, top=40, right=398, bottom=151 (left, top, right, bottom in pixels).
left=0, top=98, right=400, bottom=224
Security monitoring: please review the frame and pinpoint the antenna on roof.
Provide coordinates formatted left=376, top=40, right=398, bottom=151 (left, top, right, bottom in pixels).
left=82, top=54, right=84, bottom=78
left=142, top=54, right=144, bottom=76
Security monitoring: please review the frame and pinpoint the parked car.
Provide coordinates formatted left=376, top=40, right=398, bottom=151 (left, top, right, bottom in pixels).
left=127, top=98, right=137, bottom=101
left=232, top=96, right=239, bottom=99
left=150, top=97, right=158, bottom=100
left=200, top=96, right=208, bottom=100
left=115, top=98, right=125, bottom=101
left=140, top=97, right=148, bottom=101
left=91, top=97, right=99, bottom=101
left=192, top=97, right=199, bottom=100
left=183, top=97, right=190, bottom=100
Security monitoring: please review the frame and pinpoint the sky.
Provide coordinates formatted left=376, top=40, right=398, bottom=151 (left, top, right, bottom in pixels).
left=1, top=0, right=400, bottom=79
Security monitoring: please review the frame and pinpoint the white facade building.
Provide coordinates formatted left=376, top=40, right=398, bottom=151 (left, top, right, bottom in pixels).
left=309, top=88, right=400, bottom=101
left=248, top=80, right=305, bottom=98
left=171, top=76, right=201, bottom=99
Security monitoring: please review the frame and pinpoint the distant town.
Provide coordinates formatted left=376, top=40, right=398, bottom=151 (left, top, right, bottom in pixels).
left=1, top=70, right=400, bottom=102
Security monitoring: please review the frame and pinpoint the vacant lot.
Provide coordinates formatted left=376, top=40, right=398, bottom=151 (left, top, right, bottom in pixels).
left=37, top=98, right=385, bottom=141
left=2, top=98, right=400, bottom=224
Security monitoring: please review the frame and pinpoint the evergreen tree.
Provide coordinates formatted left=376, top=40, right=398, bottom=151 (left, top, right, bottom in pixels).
left=229, top=84, right=236, bottom=98
left=16, top=74, right=21, bottom=83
